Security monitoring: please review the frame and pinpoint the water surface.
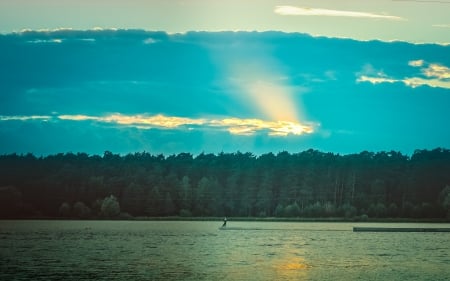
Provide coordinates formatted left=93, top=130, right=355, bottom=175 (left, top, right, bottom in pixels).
left=1, top=220, right=449, bottom=280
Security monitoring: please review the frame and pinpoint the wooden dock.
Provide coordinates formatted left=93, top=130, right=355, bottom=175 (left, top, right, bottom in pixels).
left=353, top=227, right=450, bottom=232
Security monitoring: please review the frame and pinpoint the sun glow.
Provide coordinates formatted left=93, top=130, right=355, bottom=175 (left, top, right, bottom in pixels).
left=273, top=256, right=311, bottom=279
left=213, top=118, right=314, bottom=136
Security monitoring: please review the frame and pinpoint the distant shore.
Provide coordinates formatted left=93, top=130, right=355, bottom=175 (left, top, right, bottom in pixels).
left=2, top=216, right=449, bottom=223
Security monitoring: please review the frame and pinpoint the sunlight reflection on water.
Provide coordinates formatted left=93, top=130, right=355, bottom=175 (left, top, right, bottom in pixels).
left=0, top=220, right=449, bottom=280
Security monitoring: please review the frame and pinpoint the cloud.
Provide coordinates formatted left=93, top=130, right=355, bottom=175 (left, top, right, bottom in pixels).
left=423, top=63, right=450, bottom=79
left=403, top=77, right=450, bottom=88
left=59, top=114, right=206, bottom=129
left=26, top=38, right=63, bottom=44
left=357, top=76, right=397, bottom=84
left=393, top=0, right=450, bottom=3
left=0, top=115, right=51, bottom=121
left=408, top=60, right=424, bottom=67
left=211, top=118, right=314, bottom=136
left=357, top=60, right=450, bottom=89
left=432, top=24, right=450, bottom=28
left=2, top=114, right=315, bottom=137
left=143, top=38, right=157, bottom=44
left=19, top=28, right=74, bottom=33
left=274, top=6, right=405, bottom=20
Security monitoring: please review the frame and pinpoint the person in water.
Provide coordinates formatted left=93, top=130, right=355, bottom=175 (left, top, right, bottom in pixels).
left=222, top=217, right=227, bottom=227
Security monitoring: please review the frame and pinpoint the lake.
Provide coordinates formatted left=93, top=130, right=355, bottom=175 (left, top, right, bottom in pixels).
left=1, top=220, right=449, bottom=280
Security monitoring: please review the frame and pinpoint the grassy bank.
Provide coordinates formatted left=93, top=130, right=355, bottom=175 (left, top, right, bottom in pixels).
left=135, top=216, right=450, bottom=223
left=2, top=215, right=449, bottom=223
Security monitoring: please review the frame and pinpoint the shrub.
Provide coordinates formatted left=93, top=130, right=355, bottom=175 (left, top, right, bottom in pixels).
left=101, top=195, right=120, bottom=218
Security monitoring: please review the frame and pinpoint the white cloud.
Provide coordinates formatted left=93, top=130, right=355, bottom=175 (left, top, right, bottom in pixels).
left=19, top=28, right=73, bottom=33
left=92, top=27, right=118, bottom=31
left=432, top=24, right=450, bottom=28
left=357, top=76, right=397, bottom=84
left=143, top=38, right=157, bottom=44
left=403, top=77, right=450, bottom=88
left=79, top=38, right=96, bottom=42
left=102, top=114, right=206, bottom=128
left=357, top=60, right=450, bottom=89
left=26, top=38, right=63, bottom=44
left=408, top=60, right=424, bottom=67
left=274, top=6, right=404, bottom=20
left=0, top=115, right=51, bottom=121
left=58, top=115, right=99, bottom=121
left=423, top=63, right=450, bottom=79
left=59, top=114, right=206, bottom=128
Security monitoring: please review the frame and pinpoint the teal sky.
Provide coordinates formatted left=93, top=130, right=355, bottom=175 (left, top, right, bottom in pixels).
left=0, top=1, right=449, bottom=156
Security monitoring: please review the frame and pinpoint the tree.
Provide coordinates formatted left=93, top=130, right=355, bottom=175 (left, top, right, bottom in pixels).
left=163, top=192, right=175, bottom=216
left=0, top=186, right=23, bottom=217
left=179, top=175, right=192, bottom=212
left=59, top=202, right=71, bottom=217
left=339, top=203, right=357, bottom=218
left=284, top=202, right=301, bottom=217
left=194, top=177, right=218, bottom=216
left=304, top=202, right=325, bottom=217
left=73, top=201, right=91, bottom=218
left=439, top=186, right=450, bottom=218
left=255, top=172, right=274, bottom=217
left=145, top=186, right=162, bottom=216
left=274, top=203, right=285, bottom=217
left=368, top=203, right=387, bottom=218
left=101, top=195, right=120, bottom=218
left=387, top=203, right=399, bottom=217
left=1, top=148, right=449, bottom=219
left=121, top=182, right=146, bottom=216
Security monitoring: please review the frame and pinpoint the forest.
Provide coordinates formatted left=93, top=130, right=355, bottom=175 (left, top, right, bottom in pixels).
left=1, top=148, right=449, bottom=220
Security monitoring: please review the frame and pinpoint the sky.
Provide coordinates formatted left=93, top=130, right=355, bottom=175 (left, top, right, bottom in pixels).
left=0, top=1, right=449, bottom=156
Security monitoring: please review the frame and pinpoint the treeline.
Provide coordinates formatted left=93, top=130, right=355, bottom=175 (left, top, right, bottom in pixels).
left=1, top=149, right=450, bottom=219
